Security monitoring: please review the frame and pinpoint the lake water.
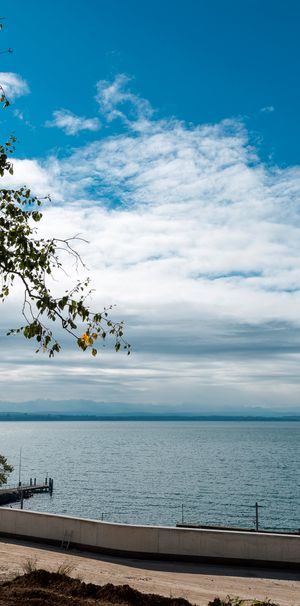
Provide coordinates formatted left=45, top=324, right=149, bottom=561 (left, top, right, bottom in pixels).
left=0, top=421, right=299, bottom=531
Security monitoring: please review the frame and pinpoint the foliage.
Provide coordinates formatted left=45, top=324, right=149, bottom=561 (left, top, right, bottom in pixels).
left=208, top=598, right=279, bottom=606
left=0, top=94, right=130, bottom=357
left=0, top=453, right=13, bottom=486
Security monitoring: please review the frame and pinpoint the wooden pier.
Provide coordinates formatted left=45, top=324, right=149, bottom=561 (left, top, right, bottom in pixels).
left=0, top=478, right=54, bottom=507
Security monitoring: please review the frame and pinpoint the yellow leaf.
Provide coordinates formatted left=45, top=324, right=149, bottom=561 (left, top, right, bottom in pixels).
left=80, top=333, right=90, bottom=346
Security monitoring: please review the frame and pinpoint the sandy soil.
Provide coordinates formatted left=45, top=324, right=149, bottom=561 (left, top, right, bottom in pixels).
left=0, top=539, right=298, bottom=605
left=0, top=569, right=192, bottom=606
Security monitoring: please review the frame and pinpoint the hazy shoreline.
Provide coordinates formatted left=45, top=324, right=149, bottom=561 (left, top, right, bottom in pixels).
left=0, top=413, right=299, bottom=422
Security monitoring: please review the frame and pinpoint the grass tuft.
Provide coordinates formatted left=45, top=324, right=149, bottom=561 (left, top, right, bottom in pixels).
left=208, top=597, right=279, bottom=606
left=56, top=561, right=75, bottom=577
left=21, top=557, right=37, bottom=574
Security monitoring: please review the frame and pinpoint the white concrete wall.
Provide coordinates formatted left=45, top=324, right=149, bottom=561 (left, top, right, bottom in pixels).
left=0, top=508, right=299, bottom=565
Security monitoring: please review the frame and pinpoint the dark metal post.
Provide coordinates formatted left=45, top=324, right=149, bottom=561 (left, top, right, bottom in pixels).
left=18, top=447, right=22, bottom=487
left=20, top=490, right=24, bottom=510
left=255, top=502, right=259, bottom=531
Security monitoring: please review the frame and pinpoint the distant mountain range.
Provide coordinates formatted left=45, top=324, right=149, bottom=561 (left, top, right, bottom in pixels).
left=0, top=399, right=299, bottom=421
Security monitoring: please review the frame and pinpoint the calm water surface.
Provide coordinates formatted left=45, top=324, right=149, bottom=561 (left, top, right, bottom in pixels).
left=0, top=421, right=299, bottom=531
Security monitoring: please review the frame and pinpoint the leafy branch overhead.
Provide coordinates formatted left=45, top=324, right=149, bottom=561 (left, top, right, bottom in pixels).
left=0, top=94, right=130, bottom=357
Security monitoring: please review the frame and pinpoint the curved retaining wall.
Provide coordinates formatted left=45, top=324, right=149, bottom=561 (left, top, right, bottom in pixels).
left=0, top=508, right=299, bottom=568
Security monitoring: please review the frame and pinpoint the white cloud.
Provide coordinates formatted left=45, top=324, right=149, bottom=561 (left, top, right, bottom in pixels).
left=95, top=74, right=153, bottom=129
left=1, top=158, right=63, bottom=199
left=2, top=78, right=300, bottom=408
left=13, top=109, right=24, bottom=120
left=260, top=105, right=275, bottom=113
left=45, top=109, right=101, bottom=135
left=0, top=72, right=29, bottom=100
left=13, top=108, right=34, bottom=128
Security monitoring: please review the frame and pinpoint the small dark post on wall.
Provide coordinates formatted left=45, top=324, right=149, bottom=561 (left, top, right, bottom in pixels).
left=255, top=502, right=259, bottom=531
left=254, top=501, right=265, bottom=531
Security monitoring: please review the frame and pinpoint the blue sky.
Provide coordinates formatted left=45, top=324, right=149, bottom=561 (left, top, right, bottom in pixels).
left=0, top=1, right=300, bottom=411
left=3, top=0, right=300, bottom=164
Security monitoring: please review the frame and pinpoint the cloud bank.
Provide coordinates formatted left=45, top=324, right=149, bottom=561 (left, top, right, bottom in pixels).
left=1, top=75, right=300, bottom=409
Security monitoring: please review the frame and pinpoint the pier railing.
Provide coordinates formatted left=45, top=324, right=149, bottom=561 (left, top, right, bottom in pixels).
left=0, top=478, right=54, bottom=507
left=0, top=482, right=298, bottom=534
left=93, top=499, right=299, bottom=534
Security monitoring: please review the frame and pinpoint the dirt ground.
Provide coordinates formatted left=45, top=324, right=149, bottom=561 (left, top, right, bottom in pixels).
left=0, top=569, right=193, bottom=606
left=0, top=539, right=298, bottom=606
